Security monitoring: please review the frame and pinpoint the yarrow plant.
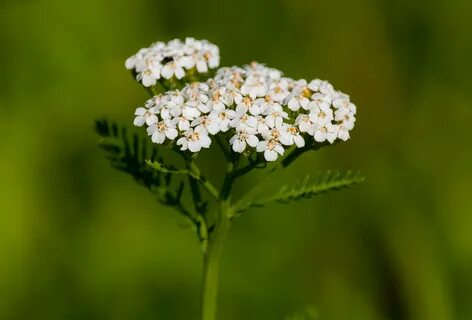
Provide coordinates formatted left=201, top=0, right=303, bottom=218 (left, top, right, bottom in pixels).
left=96, top=37, right=363, bottom=320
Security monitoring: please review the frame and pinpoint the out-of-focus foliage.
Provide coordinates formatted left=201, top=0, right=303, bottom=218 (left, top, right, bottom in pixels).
left=0, top=0, right=471, bottom=319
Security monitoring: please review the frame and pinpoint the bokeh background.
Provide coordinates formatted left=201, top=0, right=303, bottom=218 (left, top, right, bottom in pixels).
left=1, top=0, right=471, bottom=319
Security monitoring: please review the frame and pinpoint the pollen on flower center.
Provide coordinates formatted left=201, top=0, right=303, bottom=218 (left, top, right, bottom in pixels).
left=204, top=52, right=212, bottom=60
left=267, top=139, right=277, bottom=150
left=212, top=91, right=221, bottom=100
left=201, top=117, right=210, bottom=126
left=190, top=132, right=200, bottom=141
left=302, top=88, right=311, bottom=98
left=271, top=130, right=281, bottom=140
left=158, top=122, right=167, bottom=131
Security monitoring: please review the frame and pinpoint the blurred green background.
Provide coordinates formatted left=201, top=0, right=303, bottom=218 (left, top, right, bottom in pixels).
left=1, top=0, right=471, bottom=319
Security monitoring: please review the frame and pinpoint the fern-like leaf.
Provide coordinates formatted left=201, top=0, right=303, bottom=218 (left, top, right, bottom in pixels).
left=146, top=160, right=199, bottom=179
left=95, top=119, right=188, bottom=207
left=233, top=170, right=364, bottom=215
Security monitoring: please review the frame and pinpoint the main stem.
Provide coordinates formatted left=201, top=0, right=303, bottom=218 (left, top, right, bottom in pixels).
left=201, top=200, right=231, bottom=320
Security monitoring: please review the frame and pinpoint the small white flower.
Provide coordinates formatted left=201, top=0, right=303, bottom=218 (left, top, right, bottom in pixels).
left=133, top=107, right=158, bottom=127
left=207, top=88, right=228, bottom=112
left=254, top=115, right=270, bottom=134
left=235, top=96, right=256, bottom=114
left=287, top=85, right=311, bottom=111
left=184, top=83, right=210, bottom=112
left=309, top=92, right=332, bottom=111
left=337, top=122, right=351, bottom=141
left=295, top=114, right=316, bottom=135
left=170, top=103, right=200, bottom=121
left=230, top=112, right=258, bottom=131
left=176, top=128, right=212, bottom=152
left=240, top=75, right=267, bottom=99
left=229, top=129, right=259, bottom=153
left=314, top=123, right=339, bottom=143
left=161, top=60, right=186, bottom=79
left=261, top=126, right=283, bottom=142
left=256, top=139, right=285, bottom=161
left=308, top=79, right=335, bottom=95
left=146, top=120, right=178, bottom=144
left=279, top=125, right=305, bottom=148
left=254, top=96, right=282, bottom=115
left=171, top=115, right=191, bottom=131
left=191, top=115, right=220, bottom=135
left=308, top=104, right=334, bottom=127
left=170, top=103, right=200, bottom=131
left=334, top=108, right=355, bottom=128
left=209, top=109, right=236, bottom=132
left=263, top=104, right=288, bottom=128
left=267, top=79, right=290, bottom=102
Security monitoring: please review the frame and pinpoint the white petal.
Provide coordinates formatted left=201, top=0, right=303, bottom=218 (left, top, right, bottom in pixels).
left=256, top=141, right=266, bottom=152
left=274, top=144, right=285, bottom=155
left=288, top=98, right=299, bottom=111
left=179, top=120, right=190, bottom=131
left=142, top=74, right=156, bottom=87
left=246, top=135, right=259, bottom=147
left=180, top=56, right=195, bottom=69
left=196, top=60, right=208, bottom=73
left=161, top=65, right=174, bottom=79
left=338, top=129, right=350, bottom=141
left=152, top=132, right=166, bottom=144
left=145, top=115, right=158, bottom=126
left=246, top=116, right=258, bottom=128
left=300, top=97, right=310, bottom=109
left=125, top=57, right=135, bottom=69
left=207, top=123, right=220, bottom=135
left=279, top=133, right=292, bottom=146
left=327, top=132, right=337, bottom=143
left=166, top=128, right=178, bottom=140
left=200, top=135, right=212, bottom=148
left=133, top=116, right=146, bottom=127
left=134, top=107, right=147, bottom=116
left=294, top=135, right=305, bottom=147
left=264, top=149, right=278, bottom=161
left=188, top=141, right=202, bottom=152
left=249, top=104, right=261, bottom=116
left=175, top=67, right=185, bottom=79
left=232, top=139, right=246, bottom=153
left=314, top=130, right=327, bottom=142
left=236, top=104, right=248, bottom=114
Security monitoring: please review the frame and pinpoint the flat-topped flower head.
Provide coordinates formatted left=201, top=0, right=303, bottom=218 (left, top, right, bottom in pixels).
left=125, top=38, right=220, bottom=87
left=132, top=61, right=357, bottom=161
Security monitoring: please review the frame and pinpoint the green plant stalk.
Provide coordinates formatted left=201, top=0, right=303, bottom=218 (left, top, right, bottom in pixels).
left=201, top=199, right=231, bottom=320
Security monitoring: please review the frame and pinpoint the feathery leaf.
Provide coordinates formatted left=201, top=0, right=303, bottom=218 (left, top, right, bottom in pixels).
left=233, top=170, right=364, bottom=215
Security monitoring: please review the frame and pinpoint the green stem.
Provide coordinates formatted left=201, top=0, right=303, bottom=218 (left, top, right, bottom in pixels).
left=188, top=160, right=219, bottom=199
left=201, top=200, right=231, bottom=320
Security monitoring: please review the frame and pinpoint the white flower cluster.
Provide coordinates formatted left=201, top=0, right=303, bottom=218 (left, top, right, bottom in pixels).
left=133, top=62, right=356, bottom=161
left=125, top=38, right=220, bottom=87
